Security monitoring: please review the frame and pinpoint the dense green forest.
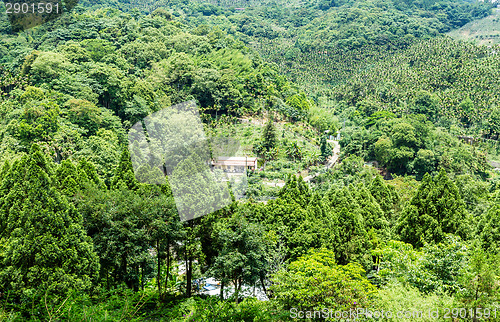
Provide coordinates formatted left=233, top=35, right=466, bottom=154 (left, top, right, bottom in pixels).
left=1, top=0, right=500, bottom=320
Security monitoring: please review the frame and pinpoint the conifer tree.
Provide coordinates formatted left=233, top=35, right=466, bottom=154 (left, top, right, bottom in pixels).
left=320, top=135, right=332, bottom=161
left=262, top=118, right=277, bottom=152
left=54, top=159, right=81, bottom=196
left=111, top=148, right=140, bottom=190
left=397, top=170, right=471, bottom=247
left=209, top=213, right=267, bottom=303
left=78, top=158, right=106, bottom=189
left=279, top=175, right=310, bottom=208
left=323, top=186, right=371, bottom=267
left=0, top=145, right=99, bottom=301
left=369, top=175, right=398, bottom=222
left=0, top=161, right=10, bottom=183
left=169, top=152, right=231, bottom=297
left=333, top=207, right=369, bottom=266
left=323, top=186, right=360, bottom=214
left=353, top=183, right=390, bottom=240
left=288, top=192, right=338, bottom=259
left=263, top=197, right=308, bottom=241
left=170, top=152, right=231, bottom=221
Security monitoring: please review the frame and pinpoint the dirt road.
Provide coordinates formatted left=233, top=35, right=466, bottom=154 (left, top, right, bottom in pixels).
left=304, top=140, right=340, bottom=182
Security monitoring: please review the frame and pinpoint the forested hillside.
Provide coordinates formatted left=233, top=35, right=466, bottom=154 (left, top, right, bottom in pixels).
left=1, top=0, right=500, bottom=320
left=167, top=0, right=494, bottom=100
left=448, top=6, right=500, bottom=45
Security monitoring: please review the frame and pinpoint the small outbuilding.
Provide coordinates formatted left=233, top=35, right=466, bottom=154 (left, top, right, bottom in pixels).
left=211, top=157, right=258, bottom=173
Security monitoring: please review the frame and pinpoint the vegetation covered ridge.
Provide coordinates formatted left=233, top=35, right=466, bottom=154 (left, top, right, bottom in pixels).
left=0, top=0, right=499, bottom=321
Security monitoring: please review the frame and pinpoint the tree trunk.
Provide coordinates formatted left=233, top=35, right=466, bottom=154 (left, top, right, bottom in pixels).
left=157, top=240, right=162, bottom=298
left=141, top=262, right=145, bottom=291
left=166, top=240, right=170, bottom=279
left=121, top=254, right=128, bottom=288
left=165, top=239, right=170, bottom=291
left=186, top=255, right=192, bottom=298
left=220, top=277, right=224, bottom=300
left=233, top=279, right=238, bottom=304
left=186, top=221, right=194, bottom=298
left=234, top=277, right=242, bottom=304
left=185, top=236, right=193, bottom=298
left=260, top=275, right=268, bottom=297
left=473, top=281, right=479, bottom=322
left=134, top=265, right=139, bottom=292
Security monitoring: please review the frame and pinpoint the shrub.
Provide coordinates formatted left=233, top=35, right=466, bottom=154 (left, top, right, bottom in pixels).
left=271, top=248, right=377, bottom=312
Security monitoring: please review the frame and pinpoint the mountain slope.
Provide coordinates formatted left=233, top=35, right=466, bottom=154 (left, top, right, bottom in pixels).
left=448, top=7, right=500, bottom=45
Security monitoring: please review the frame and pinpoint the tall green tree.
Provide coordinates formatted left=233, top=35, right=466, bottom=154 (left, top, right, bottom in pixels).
left=369, top=175, right=398, bottom=223
left=458, top=245, right=499, bottom=322
left=396, top=169, right=471, bottom=247
left=54, top=159, right=83, bottom=197
left=320, top=135, right=332, bottom=161
left=76, top=185, right=155, bottom=291
left=477, top=203, right=500, bottom=254
left=0, top=145, right=99, bottom=303
left=111, top=148, right=140, bottom=191
left=142, top=186, right=180, bottom=298
left=352, top=183, right=390, bottom=240
left=262, top=118, right=277, bottom=152
left=288, top=192, right=336, bottom=260
left=210, top=213, right=267, bottom=303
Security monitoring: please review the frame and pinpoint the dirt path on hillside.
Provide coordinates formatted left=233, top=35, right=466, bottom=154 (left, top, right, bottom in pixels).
left=304, top=140, right=340, bottom=182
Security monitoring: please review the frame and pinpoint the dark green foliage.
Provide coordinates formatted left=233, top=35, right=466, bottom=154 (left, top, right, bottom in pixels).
left=169, top=152, right=231, bottom=222
left=289, top=192, right=336, bottom=259
left=262, top=119, right=277, bottom=152
left=0, top=145, right=99, bottom=304
left=78, top=158, right=106, bottom=189
left=210, top=213, right=267, bottom=302
left=353, top=183, right=390, bottom=239
left=111, top=148, right=140, bottom=191
left=412, top=149, right=437, bottom=180
left=323, top=187, right=373, bottom=266
left=75, top=183, right=177, bottom=291
left=334, top=207, right=370, bottom=266
left=347, top=114, right=489, bottom=178
left=369, top=175, right=399, bottom=222
left=477, top=203, right=500, bottom=254
left=397, top=169, right=471, bottom=247
left=411, top=90, right=438, bottom=119
left=0, top=0, right=499, bottom=319
left=65, top=99, right=122, bottom=138
left=320, top=135, right=332, bottom=161
left=279, top=175, right=310, bottom=209
left=54, top=159, right=82, bottom=196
